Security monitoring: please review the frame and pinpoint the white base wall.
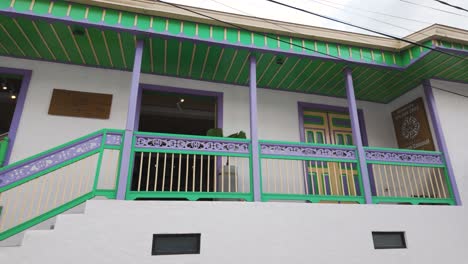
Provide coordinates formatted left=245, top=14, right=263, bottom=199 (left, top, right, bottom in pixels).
left=1, top=200, right=468, bottom=264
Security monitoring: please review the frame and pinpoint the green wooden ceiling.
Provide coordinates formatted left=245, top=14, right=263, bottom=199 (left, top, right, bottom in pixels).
left=0, top=0, right=467, bottom=103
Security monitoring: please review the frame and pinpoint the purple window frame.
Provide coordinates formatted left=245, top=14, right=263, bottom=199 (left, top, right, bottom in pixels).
left=0, top=67, right=32, bottom=166
left=135, top=84, right=223, bottom=132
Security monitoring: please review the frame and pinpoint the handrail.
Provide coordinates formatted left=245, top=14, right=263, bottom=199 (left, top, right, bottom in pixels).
left=0, top=129, right=125, bottom=241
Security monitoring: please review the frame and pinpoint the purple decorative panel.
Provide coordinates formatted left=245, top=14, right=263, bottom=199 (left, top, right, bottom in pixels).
left=365, top=149, right=443, bottom=165
left=260, top=143, right=356, bottom=160
left=0, top=136, right=102, bottom=188
left=134, top=135, right=250, bottom=154
left=105, top=133, right=123, bottom=146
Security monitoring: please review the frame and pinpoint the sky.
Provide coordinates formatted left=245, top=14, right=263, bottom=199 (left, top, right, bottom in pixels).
left=161, top=0, right=468, bottom=38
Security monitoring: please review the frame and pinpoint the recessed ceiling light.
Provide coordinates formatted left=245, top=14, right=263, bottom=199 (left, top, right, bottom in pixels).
left=180, top=98, right=185, bottom=103
left=11, top=94, right=16, bottom=99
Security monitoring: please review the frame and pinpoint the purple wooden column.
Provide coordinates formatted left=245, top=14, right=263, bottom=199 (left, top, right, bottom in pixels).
left=249, top=55, right=261, bottom=202
left=344, top=68, right=372, bottom=204
left=116, top=40, right=144, bottom=200
left=423, top=80, right=461, bottom=205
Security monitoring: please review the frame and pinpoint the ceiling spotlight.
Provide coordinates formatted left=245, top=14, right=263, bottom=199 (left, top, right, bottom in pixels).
left=180, top=98, right=185, bottom=103
left=2, top=85, right=6, bottom=90
left=11, top=94, right=16, bottom=99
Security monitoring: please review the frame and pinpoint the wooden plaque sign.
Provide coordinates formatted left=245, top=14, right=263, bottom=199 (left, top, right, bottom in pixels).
left=48, top=89, right=112, bottom=119
left=391, top=97, right=435, bottom=151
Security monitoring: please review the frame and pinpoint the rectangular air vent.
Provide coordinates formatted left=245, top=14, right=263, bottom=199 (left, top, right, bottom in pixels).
left=152, top=233, right=201, bottom=255
left=372, top=232, right=406, bottom=249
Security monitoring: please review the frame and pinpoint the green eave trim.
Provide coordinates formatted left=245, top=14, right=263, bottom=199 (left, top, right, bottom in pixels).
left=3, top=0, right=466, bottom=67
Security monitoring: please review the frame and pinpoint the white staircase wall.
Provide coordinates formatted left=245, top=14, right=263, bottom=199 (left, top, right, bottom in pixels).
left=1, top=200, right=468, bottom=264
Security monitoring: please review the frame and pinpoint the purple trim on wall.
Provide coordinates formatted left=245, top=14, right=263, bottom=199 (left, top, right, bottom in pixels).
left=249, top=55, right=261, bottom=202
left=423, top=80, right=461, bottom=205
left=0, top=67, right=32, bottom=166
left=137, top=84, right=224, bottom=131
left=344, top=68, right=372, bottom=204
left=0, top=8, right=405, bottom=71
left=297, top=102, right=369, bottom=146
left=116, top=40, right=144, bottom=200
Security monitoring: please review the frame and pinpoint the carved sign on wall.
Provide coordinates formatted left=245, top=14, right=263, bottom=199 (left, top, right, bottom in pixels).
left=391, top=97, right=435, bottom=151
left=48, top=89, right=112, bottom=119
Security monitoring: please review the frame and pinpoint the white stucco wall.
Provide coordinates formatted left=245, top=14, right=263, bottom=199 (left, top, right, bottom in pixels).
left=1, top=56, right=395, bottom=163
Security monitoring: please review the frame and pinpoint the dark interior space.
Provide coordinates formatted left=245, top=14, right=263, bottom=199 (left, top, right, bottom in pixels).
left=138, top=90, right=218, bottom=135
left=134, top=89, right=219, bottom=196
left=0, top=74, right=22, bottom=136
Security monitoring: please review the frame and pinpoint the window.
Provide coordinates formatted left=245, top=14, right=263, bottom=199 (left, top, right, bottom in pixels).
left=372, top=232, right=406, bottom=249
left=152, top=233, right=201, bottom=255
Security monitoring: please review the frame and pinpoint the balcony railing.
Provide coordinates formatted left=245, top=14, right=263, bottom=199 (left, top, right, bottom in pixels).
left=365, top=147, right=454, bottom=205
left=126, top=132, right=254, bottom=201
left=0, top=134, right=8, bottom=167
left=259, top=140, right=365, bottom=204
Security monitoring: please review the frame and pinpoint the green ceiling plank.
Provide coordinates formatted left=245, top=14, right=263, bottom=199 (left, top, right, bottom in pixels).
left=51, top=23, right=84, bottom=63
left=182, top=21, right=196, bottom=37
left=165, top=38, right=180, bottom=75
left=212, top=25, right=224, bottom=42
left=279, top=58, right=312, bottom=89
left=318, top=66, right=345, bottom=94
left=33, top=20, right=68, bottom=61
left=300, top=61, right=334, bottom=92
left=1, top=18, right=38, bottom=58
left=140, top=39, right=151, bottom=73
left=255, top=53, right=276, bottom=84
left=50, top=0, right=68, bottom=17
left=0, top=27, right=24, bottom=57
left=310, top=64, right=344, bottom=94
left=120, top=32, right=135, bottom=69
left=265, top=56, right=300, bottom=88
left=32, top=0, right=51, bottom=14
left=87, top=27, right=112, bottom=68
left=136, top=14, right=151, bottom=30
left=212, top=47, right=236, bottom=82
left=358, top=70, right=400, bottom=100
left=257, top=58, right=282, bottom=87
left=436, top=58, right=467, bottom=80
left=178, top=41, right=194, bottom=77
left=224, top=49, right=249, bottom=83
left=69, top=4, right=86, bottom=20
left=352, top=70, right=385, bottom=97
left=87, top=6, right=103, bottom=23
left=13, top=0, right=32, bottom=12
left=168, top=19, right=181, bottom=35
left=103, top=30, right=126, bottom=69
left=103, top=9, right=119, bottom=26
left=72, top=27, right=99, bottom=65
left=15, top=17, right=54, bottom=61
left=152, top=37, right=165, bottom=74
left=189, top=42, right=209, bottom=79
left=201, top=45, right=223, bottom=80
left=260, top=56, right=290, bottom=87
left=287, top=60, right=322, bottom=90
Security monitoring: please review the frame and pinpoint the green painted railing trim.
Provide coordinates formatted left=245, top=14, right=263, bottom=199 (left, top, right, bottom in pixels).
left=95, top=189, right=117, bottom=199
left=0, top=136, right=9, bottom=167
left=259, top=154, right=358, bottom=163
left=126, top=191, right=254, bottom=201
left=0, top=192, right=94, bottom=241
left=364, top=146, right=443, bottom=155
left=92, top=132, right=107, bottom=193
left=259, top=139, right=357, bottom=149
left=372, top=196, right=455, bottom=205
left=134, top=131, right=250, bottom=143
left=261, top=193, right=365, bottom=203
left=0, top=129, right=106, bottom=173
left=0, top=149, right=101, bottom=193
left=365, top=160, right=445, bottom=167
left=134, top=148, right=251, bottom=157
